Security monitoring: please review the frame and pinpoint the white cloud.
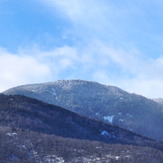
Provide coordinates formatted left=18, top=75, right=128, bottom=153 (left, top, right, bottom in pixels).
left=38, top=0, right=116, bottom=38
left=19, top=45, right=79, bottom=70
left=92, top=70, right=111, bottom=85
left=116, top=75, right=163, bottom=98
left=0, top=48, right=53, bottom=92
left=41, top=0, right=104, bottom=21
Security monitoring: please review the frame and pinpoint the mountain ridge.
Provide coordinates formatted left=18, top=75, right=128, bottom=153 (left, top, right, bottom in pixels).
left=3, top=80, right=163, bottom=142
left=0, top=94, right=162, bottom=147
left=0, top=94, right=163, bottom=162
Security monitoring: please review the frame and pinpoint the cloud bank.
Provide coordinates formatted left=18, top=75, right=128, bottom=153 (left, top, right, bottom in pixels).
left=0, top=48, right=52, bottom=91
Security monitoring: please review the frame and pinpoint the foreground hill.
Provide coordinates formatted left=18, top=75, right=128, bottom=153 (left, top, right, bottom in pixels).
left=1, top=126, right=163, bottom=163
left=0, top=94, right=163, bottom=162
left=4, top=80, right=163, bottom=142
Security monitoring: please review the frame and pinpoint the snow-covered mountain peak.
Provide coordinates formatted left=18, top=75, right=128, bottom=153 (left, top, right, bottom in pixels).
left=8, top=79, right=125, bottom=97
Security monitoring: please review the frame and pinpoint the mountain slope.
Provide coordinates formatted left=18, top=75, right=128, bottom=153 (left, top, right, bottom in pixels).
left=0, top=94, right=163, bottom=162
left=4, top=80, right=163, bottom=142
left=1, top=94, right=162, bottom=148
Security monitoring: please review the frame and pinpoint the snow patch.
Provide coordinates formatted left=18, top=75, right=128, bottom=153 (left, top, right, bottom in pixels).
left=31, top=89, right=38, bottom=92
left=127, top=113, right=133, bottom=117
left=124, top=155, right=131, bottom=158
left=101, top=130, right=115, bottom=139
left=95, top=112, right=99, bottom=116
left=43, top=155, right=65, bottom=163
left=6, top=132, right=17, bottom=137
left=52, top=88, right=56, bottom=95
left=103, top=115, right=114, bottom=123
left=101, top=131, right=109, bottom=136
left=95, top=146, right=102, bottom=149
left=20, top=145, right=27, bottom=149
left=106, top=155, right=121, bottom=160
left=115, top=156, right=120, bottom=160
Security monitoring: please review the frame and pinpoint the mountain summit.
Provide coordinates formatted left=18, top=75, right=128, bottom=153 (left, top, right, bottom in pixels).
left=4, top=80, right=163, bottom=142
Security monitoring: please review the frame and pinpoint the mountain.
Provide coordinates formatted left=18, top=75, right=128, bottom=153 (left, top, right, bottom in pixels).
left=0, top=94, right=163, bottom=162
left=3, top=80, right=163, bottom=142
left=153, top=98, right=163, bottom=106
left=0, top=94, right=161, bottom=147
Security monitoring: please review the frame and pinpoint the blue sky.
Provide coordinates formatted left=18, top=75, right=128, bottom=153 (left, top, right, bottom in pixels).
left=0, top=0, right=163, bottom=98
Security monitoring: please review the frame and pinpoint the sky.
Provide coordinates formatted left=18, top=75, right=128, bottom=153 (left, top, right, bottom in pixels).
left=0, top=0, right=163, bottom=98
